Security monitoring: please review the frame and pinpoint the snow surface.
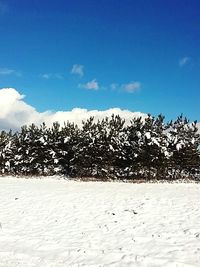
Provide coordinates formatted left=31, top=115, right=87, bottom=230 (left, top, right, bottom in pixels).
left=0, top=177, right=200, bottom=266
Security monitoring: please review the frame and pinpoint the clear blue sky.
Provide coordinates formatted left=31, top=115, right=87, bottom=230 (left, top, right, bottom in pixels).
left=0, top=0, right=199, bottom=121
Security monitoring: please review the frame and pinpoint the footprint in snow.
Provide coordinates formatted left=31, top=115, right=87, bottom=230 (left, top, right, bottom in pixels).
left=124, top=209, right=138, bottom=214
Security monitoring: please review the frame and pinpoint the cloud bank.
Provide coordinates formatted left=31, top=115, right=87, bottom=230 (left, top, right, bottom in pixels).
left=0, top=88, right=146, bottom=131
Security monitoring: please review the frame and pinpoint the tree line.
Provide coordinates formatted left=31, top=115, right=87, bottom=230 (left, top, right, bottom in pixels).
left=0, top=114, right=199, bottom=180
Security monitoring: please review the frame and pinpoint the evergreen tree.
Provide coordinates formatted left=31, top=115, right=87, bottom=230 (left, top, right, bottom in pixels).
left=168, top=116, right=200, bottom=179
left=0, top=113, right=199, bottom=180
left=0, top=130, right=13, bottom=174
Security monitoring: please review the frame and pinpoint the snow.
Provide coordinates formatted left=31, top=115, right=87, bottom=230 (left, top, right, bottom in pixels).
left=145, top=132, right=151, bottom=139
left=0, top=177, right=200, bottom=266
left=176, top=143, right=183, bottom=151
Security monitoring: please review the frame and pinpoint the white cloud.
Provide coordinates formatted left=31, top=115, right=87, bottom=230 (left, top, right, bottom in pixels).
left=0, top=88, right=45, bottom=131
left=54, top=73, right=63, bottom=79
left=122, top=81, right=141, bottom=93
left=110, top=83, right=118, bottom=90
left=0, top=68, right=14, bottom=75
left=0, top=88, right=147, bottom=131
left=79, top=79, right=99, bottom=90
left=0, top=68, right=22, bottom=77
left=179, top=57, right=190, bottom=67
left=41, top=74, right=51, bottom=79
left=71, top=64, right=84, bottom=77
left=40, top=73, right=63, bottom=80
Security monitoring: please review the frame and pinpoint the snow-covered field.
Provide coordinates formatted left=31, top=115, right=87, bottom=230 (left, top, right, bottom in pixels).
left=0, top=177, right=200, bottom=266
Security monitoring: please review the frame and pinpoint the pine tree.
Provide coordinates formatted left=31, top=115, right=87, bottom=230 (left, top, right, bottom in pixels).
left=0, top=130, right=13, bottom=174
left=73, top=117, right=98, bottom=177
left=168, top=116, right=200, bottom=179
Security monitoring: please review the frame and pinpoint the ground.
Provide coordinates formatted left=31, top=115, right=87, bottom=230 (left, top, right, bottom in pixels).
left=0, top=177, right=200, bottom=266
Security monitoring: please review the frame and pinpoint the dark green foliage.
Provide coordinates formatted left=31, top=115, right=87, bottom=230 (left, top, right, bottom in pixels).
left=0, top=114, right=199, bottom=180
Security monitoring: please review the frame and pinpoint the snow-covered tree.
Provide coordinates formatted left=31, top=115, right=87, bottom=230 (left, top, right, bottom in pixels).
left=0, top=113, right=199, bottom=180
left=168, top=115, right=200, bottom=179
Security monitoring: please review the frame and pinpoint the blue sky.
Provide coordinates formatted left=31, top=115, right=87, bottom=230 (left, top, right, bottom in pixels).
left=0, top=0, right=200, bottom=121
